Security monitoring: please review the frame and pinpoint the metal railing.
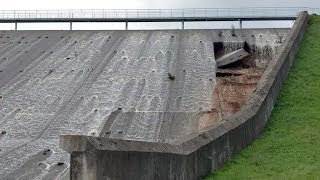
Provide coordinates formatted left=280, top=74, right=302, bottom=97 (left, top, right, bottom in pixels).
left=0, top=7, right=318, bottom=30
left=0, top=7, right=318, bottom=20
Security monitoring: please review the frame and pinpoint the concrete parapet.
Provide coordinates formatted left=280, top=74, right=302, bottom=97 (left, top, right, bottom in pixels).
left=60, top=11, right=308, bottom=180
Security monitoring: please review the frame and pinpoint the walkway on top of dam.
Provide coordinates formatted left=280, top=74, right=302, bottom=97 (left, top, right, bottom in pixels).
left=0, top=7, right=319, bottom=30
left=0, top=7, right=314, bottom=22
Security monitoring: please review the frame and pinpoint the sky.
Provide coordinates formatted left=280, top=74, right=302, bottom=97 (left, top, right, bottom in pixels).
left=0, top=0, right=319, bottom=30
left=0, top=0, right=319, bottom=10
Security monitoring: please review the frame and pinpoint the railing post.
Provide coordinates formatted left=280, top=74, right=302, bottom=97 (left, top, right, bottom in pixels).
left=125, top=21, right=128, bottom=30
left=182, top=9, right=184, bottom=18
left=239, top=19, right=242, bottom=29
left=182, top=9, right=184, bottom=30
left=15, top=22, right=18, bottom=31
left=70, top=21, right=72, bottom=30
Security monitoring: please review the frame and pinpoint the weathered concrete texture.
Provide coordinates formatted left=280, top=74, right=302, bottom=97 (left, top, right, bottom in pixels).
left=216, top=48, right=249, bottom=67
left=60, top=12, right=308, bottom=180
left=0, top=26, right=289, bottom=178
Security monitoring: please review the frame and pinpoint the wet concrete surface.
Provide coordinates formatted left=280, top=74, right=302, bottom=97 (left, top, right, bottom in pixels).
left=0, top=29, right=288, bottom=179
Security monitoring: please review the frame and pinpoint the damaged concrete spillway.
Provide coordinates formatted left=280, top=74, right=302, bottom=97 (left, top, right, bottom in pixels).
left=0, top=29, right=289, bottom=179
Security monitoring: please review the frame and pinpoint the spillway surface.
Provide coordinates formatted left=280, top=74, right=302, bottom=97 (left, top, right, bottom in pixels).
left=0, top=29, right=288, bottom=179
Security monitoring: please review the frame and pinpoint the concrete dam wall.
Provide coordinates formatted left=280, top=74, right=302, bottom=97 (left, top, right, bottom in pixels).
left=0, top=12, right=307, bottom=180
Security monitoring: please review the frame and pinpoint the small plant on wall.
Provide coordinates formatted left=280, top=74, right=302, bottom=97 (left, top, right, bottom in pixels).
left=231, top=25, right=236, bottom=37
left=168, top=73, right=175, bottom=81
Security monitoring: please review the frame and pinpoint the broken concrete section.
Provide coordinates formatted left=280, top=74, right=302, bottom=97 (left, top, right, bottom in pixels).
left=216, top=48, right=249, bottom=67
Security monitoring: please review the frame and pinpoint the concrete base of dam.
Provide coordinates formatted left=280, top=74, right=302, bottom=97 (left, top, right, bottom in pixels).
left=0, top=12, right=307, bottom=180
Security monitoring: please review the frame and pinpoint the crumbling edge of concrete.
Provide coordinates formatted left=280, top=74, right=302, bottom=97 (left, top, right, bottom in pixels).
left=60, top=11, right=308, bottom=180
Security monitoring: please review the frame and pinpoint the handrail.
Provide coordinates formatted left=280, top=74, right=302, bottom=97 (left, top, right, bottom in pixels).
left=0, top=7, right=318, bottom=20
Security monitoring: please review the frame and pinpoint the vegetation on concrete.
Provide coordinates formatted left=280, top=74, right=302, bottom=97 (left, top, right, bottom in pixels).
left=168, top=73, right=176, bottom=81
left=205, top=15, right=320, bottom=179
left=231, top=25, right=236, bottom=37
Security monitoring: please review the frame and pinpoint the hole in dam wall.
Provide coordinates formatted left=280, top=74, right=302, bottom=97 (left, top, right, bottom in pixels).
left=200, top=40, right=281, bottom=129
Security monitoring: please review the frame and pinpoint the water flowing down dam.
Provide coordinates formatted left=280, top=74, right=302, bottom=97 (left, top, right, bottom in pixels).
left=0, top=28, right=289, bottom=179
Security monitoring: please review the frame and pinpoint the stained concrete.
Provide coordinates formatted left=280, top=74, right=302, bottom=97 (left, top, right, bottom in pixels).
left=0, top=28, right=289, bottom=179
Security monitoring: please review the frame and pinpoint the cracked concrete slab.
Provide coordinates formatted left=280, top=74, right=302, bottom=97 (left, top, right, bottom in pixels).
left=216, top=48, right=249, bottom=67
